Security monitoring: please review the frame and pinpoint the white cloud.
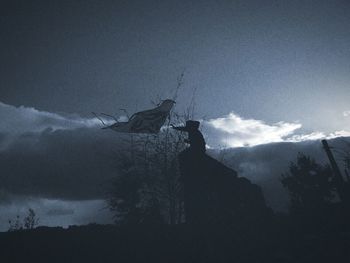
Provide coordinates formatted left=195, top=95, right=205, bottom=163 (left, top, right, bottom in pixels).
left=286, top=132, right=326, bottom=142
left=203, top=112, right=350, bottom=148
left=204, top=113, right=301, bottom=147
left=343, top=111, right=350, bottom=117
left=0, top=101, right=110, bottom=135
left=287, top=130, right=350, bottom=142
left=327, top=130, right=350, bottom=138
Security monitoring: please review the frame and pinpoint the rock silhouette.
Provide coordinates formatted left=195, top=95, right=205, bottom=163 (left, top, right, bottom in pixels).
left=173, top=120, right=270, bottom=225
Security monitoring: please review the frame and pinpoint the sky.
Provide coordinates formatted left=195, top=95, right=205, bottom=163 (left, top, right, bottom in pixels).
left=1, top=0, right=350, bottom=230
left=1, top=0, right=350, bottom=133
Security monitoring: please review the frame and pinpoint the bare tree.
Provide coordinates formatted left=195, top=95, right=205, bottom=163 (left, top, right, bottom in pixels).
left=8, top=215, right=23, bottom=232
left=8, top=208, right=39, bottom=231
left=23, top=208, right=39, bottom=230
left=105, top=72, right=204, bottom=225
left=106, top=109, right=189, bottom=225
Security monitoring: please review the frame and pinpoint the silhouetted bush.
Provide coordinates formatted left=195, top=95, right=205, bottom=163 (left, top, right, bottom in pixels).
left=282, top=153, right=335, bottom=212
left=8, top=208, right=39, bottom=231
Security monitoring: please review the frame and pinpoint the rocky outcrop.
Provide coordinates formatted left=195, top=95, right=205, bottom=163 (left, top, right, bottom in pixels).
left=178, top=149, right=271, bottom=226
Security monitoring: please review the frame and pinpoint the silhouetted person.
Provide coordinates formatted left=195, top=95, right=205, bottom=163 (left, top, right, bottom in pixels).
left=172, top=120, right=206, bottom=153
left=172, top=120, right=209, bottom=225
left=173, top=120, right=270, bottom=227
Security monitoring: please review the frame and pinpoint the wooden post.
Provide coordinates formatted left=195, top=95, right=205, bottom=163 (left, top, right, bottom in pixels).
left=321, top=139, right=346, bottom=202
left=345, top=169, right=350, bottom=182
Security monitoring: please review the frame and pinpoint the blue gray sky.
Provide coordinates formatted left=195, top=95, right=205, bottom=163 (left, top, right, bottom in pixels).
left=1, top=0, right=350, bottom=134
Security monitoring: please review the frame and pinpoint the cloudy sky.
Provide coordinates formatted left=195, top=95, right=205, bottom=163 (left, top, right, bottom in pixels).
left=1, top=0, right=350, bottom=230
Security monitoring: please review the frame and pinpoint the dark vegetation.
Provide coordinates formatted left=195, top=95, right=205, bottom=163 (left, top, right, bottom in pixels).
left=2, top=139, right=350, bottom=262
left=2, top=97, right=350, bottom=262
left=8, top=208, right=39, bottom=232
left=106, top=127, right=186, bottom=225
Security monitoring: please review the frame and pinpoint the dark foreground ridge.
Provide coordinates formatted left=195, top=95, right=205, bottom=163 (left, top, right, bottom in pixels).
left=2, top=122, right=350, bottom=262
left=1, top=223, right=350, bottom=263
left=179, top=150, right=272, bottom=226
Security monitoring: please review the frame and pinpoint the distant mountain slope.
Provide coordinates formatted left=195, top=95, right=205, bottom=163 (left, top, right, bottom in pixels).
left=209, top=137, right=350, bottom=211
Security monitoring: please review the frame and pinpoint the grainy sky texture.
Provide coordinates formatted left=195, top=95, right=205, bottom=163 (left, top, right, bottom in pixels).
left=1, top=0, right=350, bottom=134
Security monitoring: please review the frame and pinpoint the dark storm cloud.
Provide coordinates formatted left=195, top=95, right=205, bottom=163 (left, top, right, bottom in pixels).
left=0, top=102, right=122, bottom=200
left=46, top=208, right=74, bottom=216
left=0, top=128, right=120, bottom=200
left=1, top=101, right=349, bottom=211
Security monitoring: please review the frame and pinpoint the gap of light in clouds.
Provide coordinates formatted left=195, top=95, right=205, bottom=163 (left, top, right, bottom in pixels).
left=1, top=101, right=349, bottom=150
left=204, top=112, right=350, bottom=148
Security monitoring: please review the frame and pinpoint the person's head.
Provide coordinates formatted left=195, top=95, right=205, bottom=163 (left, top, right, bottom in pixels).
left=184, top=120, right=200, bottom=131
